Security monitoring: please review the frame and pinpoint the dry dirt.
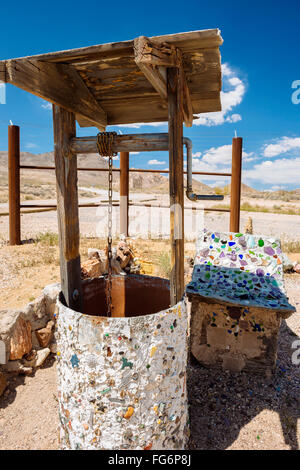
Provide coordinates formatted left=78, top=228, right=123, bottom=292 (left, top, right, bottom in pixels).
left=0, top=238, right=299, bottom=450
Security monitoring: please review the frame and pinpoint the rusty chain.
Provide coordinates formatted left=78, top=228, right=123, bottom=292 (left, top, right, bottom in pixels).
left=97, top=132, right=117, bottom=316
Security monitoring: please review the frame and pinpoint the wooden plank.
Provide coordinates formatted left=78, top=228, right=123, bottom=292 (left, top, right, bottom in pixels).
left=0, top=29, right=221, bottom=64
left=134, top=36, right=178, bottom=67
left=6, top=59, right=107, bottom=128
left=0, top=61, right=6, bottom=82
left=134, top=37, right=195, bottom=127
left=53, top=105, right=83, bottom=311
left=168, top=67, right=184, bottom=306
left=70, top=133, right=171, bottom=154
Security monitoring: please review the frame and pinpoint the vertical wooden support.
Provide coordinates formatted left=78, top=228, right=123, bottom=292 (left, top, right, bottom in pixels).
left=52, top=105, right=82, bottom=311
left=8, top=125, right=21, bottom=245
left=230, top=137, right=243, bottom=233
left=168, top=67, right=184, bottom=306
left=120, top=151, right=129, bottom=236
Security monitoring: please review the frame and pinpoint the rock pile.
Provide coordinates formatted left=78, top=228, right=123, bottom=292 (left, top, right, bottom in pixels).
left=0, top=283, right=60, bottom=394
left=81, top=237, right=141, bottom=279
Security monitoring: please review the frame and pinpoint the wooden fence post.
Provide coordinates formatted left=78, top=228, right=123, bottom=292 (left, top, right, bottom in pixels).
left=230, top=137, right=243, bottom=233
left=53, top=105, right=82, bottom=311
left=8, top=125, right=21, bottom=245
left=168, top=67, right=184, bottom=306
left=120, top=152, right=129, bottom=237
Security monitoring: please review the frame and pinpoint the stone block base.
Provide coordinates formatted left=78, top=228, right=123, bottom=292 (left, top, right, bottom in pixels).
left=189, top=297, right=284, bottom=375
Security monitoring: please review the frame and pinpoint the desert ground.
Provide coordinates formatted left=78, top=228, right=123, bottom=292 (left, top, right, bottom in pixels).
left=0, top=151, right=300, bottom=450
left=0, top=232, right=299, bottom=450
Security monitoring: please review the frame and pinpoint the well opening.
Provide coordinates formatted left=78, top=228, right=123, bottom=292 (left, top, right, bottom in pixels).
left=60, top=274, right=171, bottom=318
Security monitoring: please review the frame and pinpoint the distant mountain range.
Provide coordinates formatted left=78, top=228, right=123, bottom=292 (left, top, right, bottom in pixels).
left=1, top=151, right=298, bottom=202
left=0, top=151, right=216, bottom=200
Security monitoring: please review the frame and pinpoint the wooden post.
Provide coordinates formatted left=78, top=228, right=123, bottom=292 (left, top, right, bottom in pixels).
left=230, top=137, right=243, bottom=233
left=120, top=152, right=129, bottom=236
left=8, top=125, right=21, bottom=245
left=52, top=105, right=82, bottom=311
left=168, top=67, right=184, bottom=306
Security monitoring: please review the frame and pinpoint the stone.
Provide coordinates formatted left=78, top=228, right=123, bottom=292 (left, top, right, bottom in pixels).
left=2, top=361, right=33, bottom=375
left=293, top=264, right=300, bottom=274
left=43, top=283, right=60, bottom=317
left=222, top=354, right=246, bottom=373
left=23, top=295, right=50, bottom=330
left=49, top=340, right=57, bottom=354
left=0, top=371, right=7, bottom=397
left=88, top=248, right=105, bottom=261
left=9, top=317, right=32, bottom=360
left=23, top=348, right=50, bottom=368
left=31, top=331, right=40, bottom=349
left=0, top=309, right=24, bottom=363
left=35, top=320, right=55, bottom=348
left=81, top=258, right=103, bottom=279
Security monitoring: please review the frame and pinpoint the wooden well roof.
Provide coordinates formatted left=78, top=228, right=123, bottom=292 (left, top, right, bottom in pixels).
left=0, top=29, right=223, bottom=129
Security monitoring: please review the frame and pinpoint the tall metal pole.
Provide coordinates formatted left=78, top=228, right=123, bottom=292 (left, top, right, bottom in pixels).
left=120, top=152, right=129, bottom=237
left=230, top=137, right=243, bottom=233
left=8, top=125, right=21, bottom=245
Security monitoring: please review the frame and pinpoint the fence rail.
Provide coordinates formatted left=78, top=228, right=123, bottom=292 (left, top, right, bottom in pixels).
left=6, top=125, right=241, bottom=244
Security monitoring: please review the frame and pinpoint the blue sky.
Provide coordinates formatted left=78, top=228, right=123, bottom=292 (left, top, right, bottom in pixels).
left=0, top=0, right=299, bottom=191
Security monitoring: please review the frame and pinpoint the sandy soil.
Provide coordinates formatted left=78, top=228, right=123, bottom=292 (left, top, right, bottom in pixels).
left=0, top=276, right=299, bottom=450
left=0, top=245, right=299, bottom=450
left=0, top=216, right=299, bottom=450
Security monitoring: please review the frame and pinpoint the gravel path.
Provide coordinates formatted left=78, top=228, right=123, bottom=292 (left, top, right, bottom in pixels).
left=1, top=203, right=300, bottom=243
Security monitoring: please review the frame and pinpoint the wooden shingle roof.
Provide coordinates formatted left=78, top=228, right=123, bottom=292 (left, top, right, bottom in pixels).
left=0, top=29, right=223, bottom=128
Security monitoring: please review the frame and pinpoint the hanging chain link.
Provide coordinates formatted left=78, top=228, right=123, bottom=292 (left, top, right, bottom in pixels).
left=97, top=132, right=117, bottom=316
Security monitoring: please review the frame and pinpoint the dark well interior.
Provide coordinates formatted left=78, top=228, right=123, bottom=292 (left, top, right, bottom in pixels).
left=70, top=274, right=170, bottom=318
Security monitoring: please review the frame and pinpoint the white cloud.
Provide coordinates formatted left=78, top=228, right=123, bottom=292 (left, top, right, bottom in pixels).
left=263, top=136, right=300, bottom=157
left=103, top=155, right=119, bottom=161
left=117, top=122, right=167, bottom=129
left=41, top=102, right=52, bottom=110
left=193, top=63, right=245, bottom=127
left=148, top=159, right=166, bottom=165
left=25, top=142, right=38, bottom=149
left=244, top=157, right=300, bottom=185
left=192, top=152, right=202, bottom=158
left=199, top=144, right=254, bottom=167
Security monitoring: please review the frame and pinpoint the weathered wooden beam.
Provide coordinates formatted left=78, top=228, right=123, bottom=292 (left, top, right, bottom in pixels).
left=70, top=133, right=171, bottom=154
left=0, top=61, right=6, bottom=82
left=180, top=64, right=193, bottom=127
left=134, top=36, right=193, bottom=127
left=134, top=36, right=178, bottom=67
left=168, top=67, right=185, bottom=306
left=6, top=59, right=107, bottom=129
left=53, top=105, right=83, bottom=311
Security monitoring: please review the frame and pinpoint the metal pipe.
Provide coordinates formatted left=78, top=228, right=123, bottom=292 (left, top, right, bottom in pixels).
left=70, top=133, right=225, bottom=202
left=184, top=136, right=224, bottom=202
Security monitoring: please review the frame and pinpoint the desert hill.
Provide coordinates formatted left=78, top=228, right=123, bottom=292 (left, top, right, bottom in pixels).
left=0, top=151, right=215, bottom=202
